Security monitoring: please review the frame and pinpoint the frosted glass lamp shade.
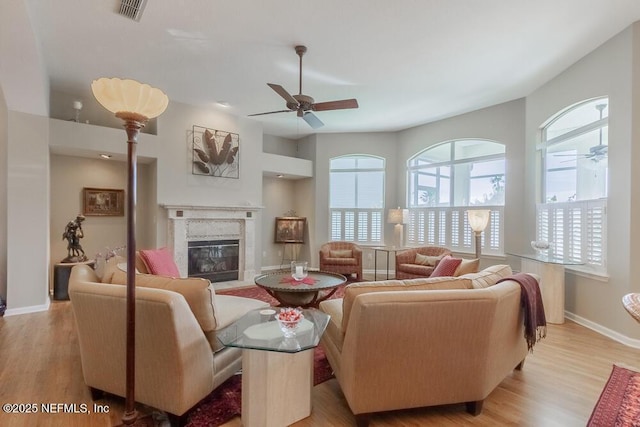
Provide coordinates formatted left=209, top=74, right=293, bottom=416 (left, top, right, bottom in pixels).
left=91, top=78, right=168, bottom=121
left=468, top=210, right=490, bottom=233
left=387, top=208, right=409, bottom=224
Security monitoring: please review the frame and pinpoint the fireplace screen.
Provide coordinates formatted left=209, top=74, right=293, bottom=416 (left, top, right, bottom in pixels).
left=188, top=240, right=239, bottom=282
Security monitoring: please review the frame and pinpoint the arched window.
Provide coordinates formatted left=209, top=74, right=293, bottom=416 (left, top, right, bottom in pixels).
left=329, top=155, right=385, bottom=243
left=406, top=139, right=505, bottom=254
left=538, top=98, right=608, bottom=270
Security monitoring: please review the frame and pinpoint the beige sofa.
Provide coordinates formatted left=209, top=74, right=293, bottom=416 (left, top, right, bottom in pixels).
left=68, top=259, right=268, bottom=424
left=319, top=265, right=530, bottom=426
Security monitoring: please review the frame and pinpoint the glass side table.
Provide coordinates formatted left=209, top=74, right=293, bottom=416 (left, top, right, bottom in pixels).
left=370, top=246, right=407, bottom=280
left=217, top=307, right=330, bottom=427
left=508, top=252, right=583, bottom=324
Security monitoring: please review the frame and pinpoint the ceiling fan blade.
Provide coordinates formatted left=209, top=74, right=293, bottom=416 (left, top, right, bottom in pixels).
left=312, top=98, right=359, bottom=112
left=267, top=83, right=298, bottom=105
left=248, top=109, right=293, bottom=117
left=302, top=111, right=324, bottom=129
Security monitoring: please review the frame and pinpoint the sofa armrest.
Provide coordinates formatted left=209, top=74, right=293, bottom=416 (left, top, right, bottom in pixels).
left=69, top=267, right=215, bottom=416
left=395, top=248, right=416, bottom=265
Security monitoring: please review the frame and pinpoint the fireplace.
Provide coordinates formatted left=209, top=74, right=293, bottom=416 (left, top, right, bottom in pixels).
left=188, top=240, right=239, bottom=282
left=164, top=205, right=262, bottom=281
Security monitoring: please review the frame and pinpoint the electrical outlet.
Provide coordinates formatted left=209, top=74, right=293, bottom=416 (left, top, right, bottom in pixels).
left=367, top=253, right=373, bottom=260
left=278, top=250, right=282, bottom=256
left=263, top=251, right=267, bottom=258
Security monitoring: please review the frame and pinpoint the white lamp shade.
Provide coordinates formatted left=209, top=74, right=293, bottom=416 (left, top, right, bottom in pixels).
left=468, top=209, right=490, bottom=232
left=387, top=208, right=409, bottom=224
left=91, top=78, right=169, bottom=119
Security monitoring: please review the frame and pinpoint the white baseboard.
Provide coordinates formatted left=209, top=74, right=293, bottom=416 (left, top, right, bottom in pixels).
left=4, top=297, right=51, bottom=317
left=565, top=311, right=640, bottom=349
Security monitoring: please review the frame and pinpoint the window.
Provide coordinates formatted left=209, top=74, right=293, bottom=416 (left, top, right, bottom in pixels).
left=538, top=98, right=608, bottom=271
left=406, top=139, right=505, bottom=254
left=329, top=155, right=385, bottom=244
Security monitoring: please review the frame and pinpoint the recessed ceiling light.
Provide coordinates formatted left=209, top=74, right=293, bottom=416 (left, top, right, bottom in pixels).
left=276, top=174, right=284, bottom=178
left=99, top=154, right=112, bottom=159
left=216, top=101, right=230, bottom=108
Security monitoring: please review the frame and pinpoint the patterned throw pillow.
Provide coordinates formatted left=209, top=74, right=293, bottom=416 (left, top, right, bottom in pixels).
left=139, top=247, right=180, bottom=277
left=430, top=255, right=463, bottom=277
left=414, top=253, right=441, bottom=266
left=453, top=258, right=480, bottom=276
left=330, top=249, right=353, bottom=258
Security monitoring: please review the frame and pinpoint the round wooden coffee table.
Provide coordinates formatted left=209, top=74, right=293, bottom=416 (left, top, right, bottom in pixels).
left=254, top=270, right=347, bottom=308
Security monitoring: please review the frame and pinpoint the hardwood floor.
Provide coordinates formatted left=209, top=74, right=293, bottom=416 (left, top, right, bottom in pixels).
left=1, top=300, right=639, bottom=426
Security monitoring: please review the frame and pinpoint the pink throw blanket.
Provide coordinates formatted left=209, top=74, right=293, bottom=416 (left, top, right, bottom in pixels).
left=498, top=273, right=547, bottom=352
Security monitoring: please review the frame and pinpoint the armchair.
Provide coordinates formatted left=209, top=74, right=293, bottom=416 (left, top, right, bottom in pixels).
left=319, top=241, right=363, bottom=281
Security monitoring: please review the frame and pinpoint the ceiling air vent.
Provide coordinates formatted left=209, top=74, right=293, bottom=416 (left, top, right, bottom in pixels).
left=118, top=0, right=147, bottom=22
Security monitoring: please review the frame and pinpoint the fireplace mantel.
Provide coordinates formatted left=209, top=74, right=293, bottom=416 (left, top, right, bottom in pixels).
left=163, top=205, right=263, bottom=281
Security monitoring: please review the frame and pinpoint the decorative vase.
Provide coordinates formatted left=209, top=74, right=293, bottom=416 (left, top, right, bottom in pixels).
left=291, top=261, right=308, bottom=281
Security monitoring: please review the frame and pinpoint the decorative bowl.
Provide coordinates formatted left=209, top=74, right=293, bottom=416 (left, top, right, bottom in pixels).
left=275, top=308, right=304, bottom=338
left=531, top=240, right=551, bottom=252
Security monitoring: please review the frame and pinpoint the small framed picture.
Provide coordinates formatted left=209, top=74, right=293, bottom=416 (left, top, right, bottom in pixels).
left=275, top=217, right=306, bottom=243
left=83, top=187, right=125, bottom=216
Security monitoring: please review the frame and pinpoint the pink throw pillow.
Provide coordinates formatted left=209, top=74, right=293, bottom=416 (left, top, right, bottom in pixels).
left=139, top=248, right=180, bottom=277
left=430, top=255, right=463, bottom=277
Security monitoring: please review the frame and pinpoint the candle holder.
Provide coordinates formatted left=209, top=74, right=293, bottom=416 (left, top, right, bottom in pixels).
left=291, top=261, right=308, bottom=281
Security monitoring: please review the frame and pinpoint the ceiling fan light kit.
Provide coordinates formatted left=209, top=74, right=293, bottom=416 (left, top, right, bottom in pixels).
left=249, top=45, right=358, bottom=129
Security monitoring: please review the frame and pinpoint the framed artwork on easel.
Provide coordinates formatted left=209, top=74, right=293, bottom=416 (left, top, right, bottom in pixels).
left=274, top=217, right=306, bottom=244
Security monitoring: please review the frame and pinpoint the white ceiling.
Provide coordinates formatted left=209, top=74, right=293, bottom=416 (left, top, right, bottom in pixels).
left=25, top=0, right=640, bottom=139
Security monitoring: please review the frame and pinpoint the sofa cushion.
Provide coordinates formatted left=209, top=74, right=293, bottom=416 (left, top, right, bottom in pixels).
left=454, top=258, right=480, bottom=276
left=341, top=276, right=473, bottom=331
left=139, top=247, right=180, bottom=277
left=461, top=264, right=513, bottom=288
left=430, top=255, right=463, bottom=277
left=100, top=255, right=126, bottom=283
left=208, top=295, right=268, bottom=352
left=330, top=249, right=353, bottom=258
left=414, top=253, right=442, bottom=266
left=324, top=257, right=358, bottom=265
left=319, top=298, right=345, bottom=352
left=111, top=269, right=217, bottom=332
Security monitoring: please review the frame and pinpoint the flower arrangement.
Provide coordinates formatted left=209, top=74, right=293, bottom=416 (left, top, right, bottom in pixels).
left=276, top=307, right=304, bottom=337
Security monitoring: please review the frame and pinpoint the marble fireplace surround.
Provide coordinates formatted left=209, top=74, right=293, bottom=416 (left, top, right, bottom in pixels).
left=164, top=205, right=262, bottom=281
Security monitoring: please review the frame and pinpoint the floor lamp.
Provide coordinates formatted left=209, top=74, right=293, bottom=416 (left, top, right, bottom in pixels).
left=388, top=207, right=409, bottom=248
left=91, top=78, right=168, bottom=425
left=468, top=209, right=490, bottom=260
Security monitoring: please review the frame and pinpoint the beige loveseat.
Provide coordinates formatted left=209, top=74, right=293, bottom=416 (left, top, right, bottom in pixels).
left=68, top=259, right=268, bottom=424
left=319, top=265, right=530, bottom=426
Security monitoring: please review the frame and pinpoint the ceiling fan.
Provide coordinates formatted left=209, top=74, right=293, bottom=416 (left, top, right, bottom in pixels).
left=248, top=45, right=358, bottom=129
left=555, top=103, right=608, bottom=163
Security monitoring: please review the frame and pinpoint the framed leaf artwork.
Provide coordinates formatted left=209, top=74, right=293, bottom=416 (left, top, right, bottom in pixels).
left=192, top=125, right=239, bottom=179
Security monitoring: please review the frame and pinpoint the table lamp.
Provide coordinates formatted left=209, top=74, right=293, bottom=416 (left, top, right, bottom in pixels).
left=387, top=207, right=409, bottom=248
left=468, top=209, right=490, bottom=259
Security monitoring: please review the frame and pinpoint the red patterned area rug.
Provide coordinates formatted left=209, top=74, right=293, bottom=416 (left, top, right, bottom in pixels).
left=587, top=364, right=640, bottom=426
left=184, top=346, right=334, bottom=427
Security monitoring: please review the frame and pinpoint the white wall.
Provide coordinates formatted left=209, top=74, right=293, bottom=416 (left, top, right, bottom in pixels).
left=6, top=111, right=50, bottom=313
left=0, top=0, right=51, bottom=313
left=0, top=85, right=7, bottom=302
left=526, top=24, right=639, bottom=340
left=261, top=177, right=301, bottom=268
left=49, top=154, right=155, bottom=266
